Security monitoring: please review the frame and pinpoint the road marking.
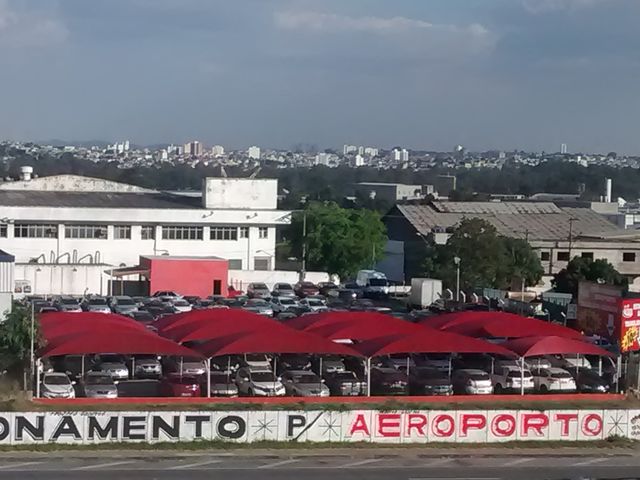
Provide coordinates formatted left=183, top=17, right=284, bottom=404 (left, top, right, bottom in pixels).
left=72, top=460, right=136, bottom=471
left=503, top=458, right=534, bottom=467
left=257, top=459, right=299, bottom=469
left=571, top=458, right=610, bottom=467
left=424, top=458, right=454, bottom=467
left=0, top=462, right=41, bottom=470
left=340, top=458, right=384, bottom=468
left=168, top=459, right=223, bottom=470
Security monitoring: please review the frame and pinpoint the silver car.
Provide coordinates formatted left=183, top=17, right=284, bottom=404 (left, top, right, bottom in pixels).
left=41, top=372, right=75, bottom=399
left=270, top=296, right=299, bottom=315
left=55, top=296, right=82, bottom=312
left=82, top=372, right=118, bottom=399
left=271, top=283, right=296, bottom=297
left=204, top=372, right=239, bottom=397
left=110, top=296, right=138, bottom=315
left=93, top=354, right=129, bottom=380
left=281, top=370, right=330, bottom=397
left=247, top=283, right=271, bottom=299
left=82, top=296, right=111, bottom=313
left=242, top=298, right=274, bottom=316
left=131, top=355, right=162, bottom=379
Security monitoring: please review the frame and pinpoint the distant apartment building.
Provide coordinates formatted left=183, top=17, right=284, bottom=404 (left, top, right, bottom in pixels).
left=211, top=145, right=225, bottom=156
left=248, top=146, right=261, bottom=160
left=393, top=148, right=409, bottom=162
left=364, top=147, right=379, bottom=157
left=343, top=144, right=357, bottom=155
left=183, top=141, right=203, bottom=157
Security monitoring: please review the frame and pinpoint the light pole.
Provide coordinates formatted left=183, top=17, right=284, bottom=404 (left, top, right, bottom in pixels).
left=454, top=256, right=461, bottom=302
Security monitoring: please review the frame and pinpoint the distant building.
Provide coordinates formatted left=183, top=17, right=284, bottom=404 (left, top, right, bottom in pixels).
left=343, top=145, right=357, bottom=155
left=354, top=154, right=365, bottom=167
left=364, top=147, right=379, bottom=157
left=393, top=148, right=409, bottom=162
left=354, top=182, right=423, bottom=203
left=211, top=145, right=225, bottom=156
left=184, top=141, right=203, bottom=157
left=248, top=146, right=261, bottom=160
left=561, top=143, right=568, bottom=154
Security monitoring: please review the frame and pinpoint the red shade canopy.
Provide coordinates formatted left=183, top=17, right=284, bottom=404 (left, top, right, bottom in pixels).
left=500, top=336, right=614, bottom=358
left=39, top=312, right=147, bottom=341
left=289, top=311, right=405, bottom=331
left=158, top=309, right=271, bottom=335
left=194, top=329, right=363, bottom=358
left=305, top=318, right=421, bottom=341
left=165, top=317, right=289, bottom=343
left=39, top=330, right=201, bottom=358
left=353, top=329, right=517, bottom=358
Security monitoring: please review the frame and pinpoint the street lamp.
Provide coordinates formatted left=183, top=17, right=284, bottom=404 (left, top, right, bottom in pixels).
left=453, top=256, right=461, bottom=302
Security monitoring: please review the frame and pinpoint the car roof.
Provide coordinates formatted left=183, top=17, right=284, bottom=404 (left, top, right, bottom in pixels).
left=457, top=369, right=487, bottom=374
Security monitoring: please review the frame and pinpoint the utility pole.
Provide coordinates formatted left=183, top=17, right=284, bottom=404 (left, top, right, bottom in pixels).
left=301, top=211, right=307, bottom=281
left=568, top=218, right=577, bottom=259
left=454, top=256, right=461, bottom=302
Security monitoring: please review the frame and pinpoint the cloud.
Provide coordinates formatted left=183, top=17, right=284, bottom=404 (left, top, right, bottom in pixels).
left=0, top=0, right=67, bottom=48
left=522, top=0, right=609, bottom=14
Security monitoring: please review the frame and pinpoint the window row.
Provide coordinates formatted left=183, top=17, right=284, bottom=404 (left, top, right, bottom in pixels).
left=3, top=224, right=269, bottom=240
left=541, top=251, right=637, bottom=263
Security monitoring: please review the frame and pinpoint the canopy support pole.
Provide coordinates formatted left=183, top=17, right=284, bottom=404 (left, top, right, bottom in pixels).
left=366, top=357, right=371, bottom=397
left=491, top=357, right=495, bottom=375
left=616, top=354, right=622, bottom=393
left=131, top=356, right=135, bottom=380
left=319, top=357, right=323, bottom=393
left=180, top=356, right=183, bottom=378
left=598, top=357, right=602, bottom=377
left=406, top=356, right=410, bottom=380
left=273, top=355, right=277, bottom=391
left=448, top=356, right=452, bottom=380
left=81, top=355, right=85, bottom=379
left=207, top=358, right=211, bottom=399
left=520, top=357, right=525, bottom=396
left=577, top=353, right=581, bottom=372
left=35, top=358, right=41, bottom=399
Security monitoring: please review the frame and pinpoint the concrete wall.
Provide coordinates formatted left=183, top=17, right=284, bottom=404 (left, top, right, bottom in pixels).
left=202, top=178, right=278, bottom=209
left=13, top=264, right=108, bottom=296
left=228, top=270, right=330, bottom=291
left=0, top=175, right=152, bottom=192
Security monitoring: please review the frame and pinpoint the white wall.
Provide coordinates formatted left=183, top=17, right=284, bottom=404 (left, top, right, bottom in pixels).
left=14, top=264, right=108, bottom=296
left=228, top=270, right=330, bottom=291
left=202, top=178, right=277, bottom=209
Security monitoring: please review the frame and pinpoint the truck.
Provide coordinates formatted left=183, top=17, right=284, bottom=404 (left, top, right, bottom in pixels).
left=410, top=278, right=442, bottom=309
left=355, top=270, right=389, bottom=297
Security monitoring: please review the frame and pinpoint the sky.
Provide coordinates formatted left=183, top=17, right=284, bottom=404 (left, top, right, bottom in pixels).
left=1, top=0, right=639, bottom=153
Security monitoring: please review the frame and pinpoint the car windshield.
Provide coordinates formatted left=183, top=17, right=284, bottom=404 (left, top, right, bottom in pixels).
left=466, top=373, right=489, bottom=381
left=210, top=373, right=233, bottom=382
left=174, top=300, right=189, bottom=306
left=252, top=284, right=268, bottom=290
left=45, top=375, right=70, bottom=385
left=89, top=298, right=107, bottom=305
left=369, top=279, right=388, bottom=286
left=171, top=377, right=197, bottom=385
left=100, top=355, right=124, bottom=363
left=251, top=371, right=276, bottom=382
left=86, top=375, right=113, bottom=385
left=280, top=298, right=296, bottom=305
left=246, top=354, right=267, bottom=362
left=61, top=298, right=78, bottom=305
left=415, top=368, right=445, bottom=379
left=181, top=357, right=203, bottom=364
left=301, top=283, right=315, bottom=288
left=277, top=284, right=292, bottom=290
left=116, top=298, right=135, bottom=305
left=290, top=372, right=320, bottom=383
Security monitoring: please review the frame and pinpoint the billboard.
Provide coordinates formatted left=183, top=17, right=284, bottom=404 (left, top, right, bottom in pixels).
left=620, top=299, right=640, bottom=353
left=576, top=282, right=624, bottom=338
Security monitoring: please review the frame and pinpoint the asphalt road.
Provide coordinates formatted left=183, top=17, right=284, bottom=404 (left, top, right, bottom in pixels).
left=0, top=452, right=639, bottom=479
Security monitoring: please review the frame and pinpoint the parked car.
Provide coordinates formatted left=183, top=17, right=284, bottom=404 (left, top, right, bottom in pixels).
left=531, top=367, right=577, bottom=393
left=50, top=354, right=93, bottom=381
left=370, top=367, right=409, bottom=395
left=201, top=372, right=239, bottom=397
left=270, top=296, right=300, bottom=315
left=172, top=299, right=192, bottom=313
left=109, top=296, right=138, bottom=315
left=40, top=372, right=75, bottom=399
left=324, top=371, right=366, bottom=396
left=247, top=283, right=271, bottom=299
left=152, top=291, right=182, bottom=300
left=294, top=281, right=320, bottom=298
left=210, top=355, right=241, bottom=373
left=278, top=354, right=311, bottom=372
left=130, top=354, right=162, bottom=379
left=93, top=354, right=129, bottom=380
left=318, top=282, right=339, bottom=297
left=131, top=296, right=147, bottom=308
left=81, top=296, right=111, bottom=313
left=334, top=288, right=359, bottom=302
left=451, top=369, right=494, bottom=395
left=163, top=356, right=207, bottom=377
left=414, top=354, right=452, bottom=372
left=375, top=355, right=416, bottom=371
left=54, top=296, right=82, bottom=312
left=127, top=310, right=155, bottom=327
left=183, top=295, right=201, bottom=305
left=271, top=283, right=296, bottom=297
left=240, top=353, right=272, bottom=370
left=525, top=356, right=553, bottom=370
left=490, top=366, right=535, bottom=394
left=313, top=355, right=347, bottom=375
left=242, top=298, right=274, bottom=317
left=235, top=367, right=286, bottom=397
left=281, top=370, right=330, bottom=397
left=408, top=367, right=453, bottom=396
left=550, top=354, right=592, bottom=370
left=299, top=297, right=329, bottom=313
left=159, top=375, right=201, bottom=397
left=81, top=372, right=118, bottom=399
left=564, top=367, right=610, bottom=393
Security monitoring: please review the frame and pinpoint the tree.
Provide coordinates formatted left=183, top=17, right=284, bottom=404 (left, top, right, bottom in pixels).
left=552, top=257, right=628, bottom=297
left=423, top=219, right=543, bottom=291
left=0, top=304, right=39, bottom=381
left=287, top=202, right=387, bottom=279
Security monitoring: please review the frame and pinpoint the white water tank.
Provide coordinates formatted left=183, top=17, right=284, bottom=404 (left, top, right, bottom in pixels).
left=20, top=166, right=33, bottom=181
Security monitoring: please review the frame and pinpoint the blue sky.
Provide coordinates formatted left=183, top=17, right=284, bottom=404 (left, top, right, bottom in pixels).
left=1, top=0, right=639, bottom=153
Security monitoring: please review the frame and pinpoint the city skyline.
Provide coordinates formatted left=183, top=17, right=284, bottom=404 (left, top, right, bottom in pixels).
left=1, top=1, right=640, bottom=153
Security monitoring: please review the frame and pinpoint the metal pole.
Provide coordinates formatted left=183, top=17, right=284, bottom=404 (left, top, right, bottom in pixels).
left=520, top=357, right=525, bottom=396
left=180, top=357, right=183, bottom=377
left=301, top=211, right=307, bottom=281
left=598, top=357, right=602, bottom=377
left=455, top=263, right=460, bottom=302
left=35, top=359, right=41, bottom=398
left=131, top=356, right=135, bottom=380
left=273, top=355, right=277, bottom=391
left=406, top=356, right=410, bottom=380
left=448, top=356, right=452, bottom=379
left=30, top=303, right=35, bottom=379
left=81, top=355, right=85, bottom=379
left=207, top=358, right=212, bottom=399
left=366, top=358, right=371, bottom=397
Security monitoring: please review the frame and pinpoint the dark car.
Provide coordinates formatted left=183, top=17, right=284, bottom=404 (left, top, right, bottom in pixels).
left=183, top=296, right=201, bottom=305
left=318, top=282, right=339, bottom=297
left=127, top=310, right=155, bottom=326
left=370, top=367, right=409, bottom=396
left=325, top=371, right=367, bottom=396
left=409, top=367, right=453, bottom=396
left=294, top=281, right=319, bottom=298
left=565, top=367, right=610, bottom=393
left=159, top=375, right=201, bottom=397
left=278, top=354, right=312, bottom=373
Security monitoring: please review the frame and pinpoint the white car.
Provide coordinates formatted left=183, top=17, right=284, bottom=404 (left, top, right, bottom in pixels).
left=452, top=369, right=494, bottom=395
left=240, top=353, right=271, bottom=370
left=550, top=354, right=592, bottom=370
left=152, top=291, right=182, bottom=300
left=41, top=372, right=75, bottom=399
left=531, top=367, right=577, bottom=393
left=270, top=296, right=299, bottom=314
left=172, top=299, right=192, bottom=313
left=299, top=297, right=328, bottom=312
left=525, top=356, right=553, bottom=370
left=491, top=366, right=535, bottom=393
left=93, top=354, right=130, bottom=380
left=235, top=367, right=286, bottom=397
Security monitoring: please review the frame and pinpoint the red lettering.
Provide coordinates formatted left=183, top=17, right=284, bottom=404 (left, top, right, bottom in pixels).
left=432, top=414, right=455, bottom=437
left=521, top=413, right=549, bottom=437
left=582, top=414, right=603, bottom=437
left=349, top=414, right=370, bottom=437
left=406, top=414, right=427, bottom=437
left=377, top=414, right=401, bottom=438
left=491, top=414, right=516, bottom=437
left=460, top=414, right=487, bottom=437
left=554, top=413, right=578, bottom=437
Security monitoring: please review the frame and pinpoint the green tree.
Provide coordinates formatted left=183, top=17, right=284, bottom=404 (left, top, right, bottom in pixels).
left=502, top=237, right=545, bottom=288
left=0, top=304, right=39, bottom=380
left=288, top=202, right=387, bottom=279
left=552, top=257, right=628, bottom=297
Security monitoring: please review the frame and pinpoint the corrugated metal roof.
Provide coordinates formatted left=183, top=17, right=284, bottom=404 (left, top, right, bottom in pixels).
left=0, top=191, right=202, bottom=209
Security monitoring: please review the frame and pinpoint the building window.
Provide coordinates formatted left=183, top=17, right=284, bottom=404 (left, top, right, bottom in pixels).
left=258, top=227, right=268, bottom=239
left=161, top=226, right=203, bottom=240
left=557, top=251, right=570, bottom=261
left=239, top=227, right=249, bottom=239
left=65, top=224, right=108, bottom=239
left=254, top=257, right=270, bottom=271
left=141, top=226, right=155, bottom=240
left=581, top=252, right=594, bottom=260
left=624, top=252, right=637, bottom=262
left=210, top=226, right=238, bottom=241
left=228, top=259, right=243, bottom=269
left=0, top=224, right=6, bottom=238
left=540, top=251, right=550, bottom=262
left=14, top=224, right=58, bottom=238
left=114, top=225, right=131, bottom=239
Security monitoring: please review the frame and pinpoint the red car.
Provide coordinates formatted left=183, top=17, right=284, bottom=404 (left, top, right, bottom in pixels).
left=159, top=375, right=201, bottom=397
left=227, top=286, right=245, bottom=298
left=294, top=281, right=319, bottom=298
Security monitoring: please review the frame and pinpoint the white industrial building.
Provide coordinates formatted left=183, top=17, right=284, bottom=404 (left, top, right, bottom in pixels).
left=0, top=168, right=294, bottom=295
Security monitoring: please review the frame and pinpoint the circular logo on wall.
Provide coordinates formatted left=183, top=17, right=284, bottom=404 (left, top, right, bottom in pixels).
left=623, top=306, right=634, bottom=318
